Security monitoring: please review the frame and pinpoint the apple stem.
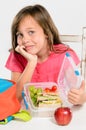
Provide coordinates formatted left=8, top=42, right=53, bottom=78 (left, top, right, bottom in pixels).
left=61, top=103, right=63, bottom=107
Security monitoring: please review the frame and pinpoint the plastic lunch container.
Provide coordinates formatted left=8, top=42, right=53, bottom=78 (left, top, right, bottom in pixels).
left=24, top=82, right=62, bottom=118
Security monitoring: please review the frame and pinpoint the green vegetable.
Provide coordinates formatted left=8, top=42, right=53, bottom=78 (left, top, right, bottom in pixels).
left=29, top=86, right=42, bottom=106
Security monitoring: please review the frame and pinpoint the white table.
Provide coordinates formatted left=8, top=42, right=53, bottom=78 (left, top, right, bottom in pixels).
left=0, top=103, right=86, bottom=130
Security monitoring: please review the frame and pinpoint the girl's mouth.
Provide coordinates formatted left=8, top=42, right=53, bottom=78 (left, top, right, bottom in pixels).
left=25, top=45, right=34, bottom=51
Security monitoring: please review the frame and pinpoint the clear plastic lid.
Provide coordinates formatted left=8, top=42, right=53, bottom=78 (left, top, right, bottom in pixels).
left=57, top=52, right=82, bottom=106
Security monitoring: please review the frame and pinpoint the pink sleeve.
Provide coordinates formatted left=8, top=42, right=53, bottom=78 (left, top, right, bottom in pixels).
left=68, top=50, right=80, bottom=65
left=53, top=44, right=80, bottom=65
left=5, top=51, right=27, bottom=72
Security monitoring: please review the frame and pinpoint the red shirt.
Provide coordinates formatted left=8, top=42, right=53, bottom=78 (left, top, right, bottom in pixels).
left=5, top=45, right=80, bottom=83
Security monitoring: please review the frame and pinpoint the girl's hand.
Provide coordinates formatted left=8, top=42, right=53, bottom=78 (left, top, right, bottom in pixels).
left=68, top=80, right=86, bottom=105
left=15, top=45, right=37, bottom=62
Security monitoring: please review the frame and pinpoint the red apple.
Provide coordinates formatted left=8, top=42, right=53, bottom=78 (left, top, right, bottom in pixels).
left=54, top=107, right=72, bottom=125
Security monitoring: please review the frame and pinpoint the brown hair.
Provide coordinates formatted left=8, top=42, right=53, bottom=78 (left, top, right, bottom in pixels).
left=11, top=4, right=70, bottom=53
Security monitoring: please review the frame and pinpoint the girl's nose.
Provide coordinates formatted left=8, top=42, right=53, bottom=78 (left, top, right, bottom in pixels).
left=22, top=36, right=30, bottom=44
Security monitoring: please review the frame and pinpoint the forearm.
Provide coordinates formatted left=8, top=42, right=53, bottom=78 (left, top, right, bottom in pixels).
left=83, top=86, right=86, bottom=103
left=16, top=60, right=37, bottom=101
left=18, top=61, right=36, bottom=82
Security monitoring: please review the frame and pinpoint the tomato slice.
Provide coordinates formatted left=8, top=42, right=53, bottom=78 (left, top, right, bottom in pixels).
left=44, top=86, right=57, bottom=93
left=51, top=85, right=57, bottom=92
left=44, top=88, right=51, bottom=92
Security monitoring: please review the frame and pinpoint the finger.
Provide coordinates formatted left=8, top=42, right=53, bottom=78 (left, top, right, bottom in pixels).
left=68, top=91, right=78, bottom=100
left=68, top=94, right=79, bottom=105
left=79, top=80, right=85, bottom=90
left=15, top=45, right=25, bottom=53
left=15, top=45, right=20, bottom=52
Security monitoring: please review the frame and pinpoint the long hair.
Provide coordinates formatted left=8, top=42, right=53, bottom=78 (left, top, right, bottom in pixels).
left=11, top=4, right=70, bottom=53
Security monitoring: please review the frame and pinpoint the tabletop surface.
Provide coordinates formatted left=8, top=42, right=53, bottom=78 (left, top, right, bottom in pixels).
left=0, top=102, right=86, bottom=130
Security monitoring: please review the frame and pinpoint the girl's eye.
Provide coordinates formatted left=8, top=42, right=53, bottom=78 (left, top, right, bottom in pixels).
left=28, top=31, right=35, bottom=35
left=16, top=33, right=23, bottom=38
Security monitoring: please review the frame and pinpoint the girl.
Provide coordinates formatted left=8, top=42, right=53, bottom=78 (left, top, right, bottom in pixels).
left=5, top=4, right=86, bottom=104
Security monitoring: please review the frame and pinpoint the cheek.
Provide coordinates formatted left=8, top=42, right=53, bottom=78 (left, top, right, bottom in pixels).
left=17, top=37, right=22, bottom=45
left=35, top=37, right=45, bottom=46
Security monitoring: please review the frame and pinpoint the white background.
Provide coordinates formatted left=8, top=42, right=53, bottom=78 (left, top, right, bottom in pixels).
left=0, top=0, right=86, bottom=79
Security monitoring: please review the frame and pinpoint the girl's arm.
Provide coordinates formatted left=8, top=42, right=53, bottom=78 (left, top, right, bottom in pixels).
left=12, top=45, right=38, bottom=101
left=68, top=80, right=86, bottom=105
left=11, top=60, right=37, bottom=102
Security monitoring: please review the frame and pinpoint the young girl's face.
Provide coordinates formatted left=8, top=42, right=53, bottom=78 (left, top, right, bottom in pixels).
left=16, top=15, right=49, bottom=56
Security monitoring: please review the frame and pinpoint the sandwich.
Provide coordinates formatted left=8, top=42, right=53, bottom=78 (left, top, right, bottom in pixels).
left=36, top=91, right=62, bottom=108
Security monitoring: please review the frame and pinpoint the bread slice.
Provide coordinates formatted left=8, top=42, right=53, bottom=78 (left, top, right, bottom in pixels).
left=37, top=92, right=62, bottom=108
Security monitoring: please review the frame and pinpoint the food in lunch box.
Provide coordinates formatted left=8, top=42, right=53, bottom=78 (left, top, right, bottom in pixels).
left=28, top=85, right=62, bottom=107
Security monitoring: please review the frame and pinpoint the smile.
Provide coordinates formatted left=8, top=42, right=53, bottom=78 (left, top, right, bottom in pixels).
left=25, top=45, right=34, bottom=50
